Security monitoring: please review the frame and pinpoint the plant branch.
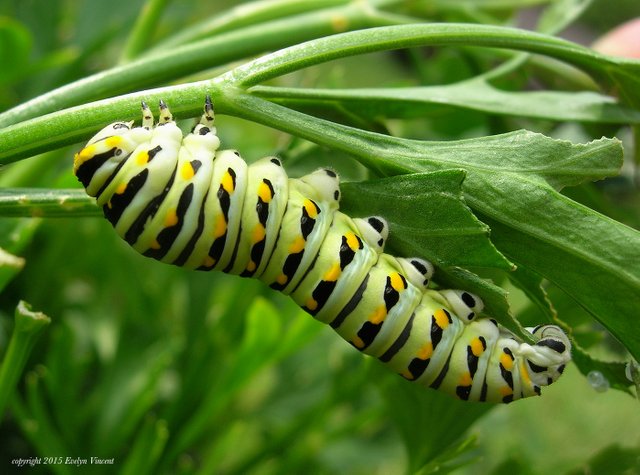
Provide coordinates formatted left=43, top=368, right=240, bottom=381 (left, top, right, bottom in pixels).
left=0, top=301, right=50, bottom=419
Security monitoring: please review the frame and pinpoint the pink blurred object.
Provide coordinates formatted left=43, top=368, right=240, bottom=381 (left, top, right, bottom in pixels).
left=592, top=18, right=640, bottom=58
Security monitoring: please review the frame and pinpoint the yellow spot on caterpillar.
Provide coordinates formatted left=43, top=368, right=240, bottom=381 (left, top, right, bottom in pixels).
left=213, top=215, right=226, bottom=238
left=369, top=306, right=386, bottom=324
left=417, top=342, right=433, bottom=360
left=470, top=337, right=485, bottom=357
left=345, top=232, right=360, bottom=251
left=258, top=181, right=273, bottom=203
left=323, top=263, right=341, bottom=282
left=80, top=145, right=96, bottom=157
left=115, top=182, right=127, bottom=195
left=500, top=352, right=514, bottom=371
left=352, top=336, right=365, bottom=349
left=401, top=369, right=415, bottom=380
left=135, top=151, right=149, bottom=165
left=150, top=240, right=161, bottom=250
left=389, top=272, right=406, bottom=292
left=221, top=171, right=235, bottom=193
left=459, top=372, right=473, bottom=386
left=203, top=256, right=216, bottom=267
left=520, top=361, right=532, bottom=386
left=289, top=236, right=306, bottom=254
left=276, top=274, right=288, bottom=285
left=246, top=260, right=256, bottom=272
left=74, top=145, right=96, bottom=170
left=303, top=199, right=318, bottom=219
left=433, top=308, right=450, bottom=329
left=252, top=224, right=266, bottom=243
left=72, top=152, right=81, bottom=171
left=164, top=209, right=178, bottom=227
left=105, top=136, right=122, bottom=148
left=306, top=298, right=318, bottom=311
left=499, top=386, right=513, bottom=397
left=181, top=161, right=195, bottom=180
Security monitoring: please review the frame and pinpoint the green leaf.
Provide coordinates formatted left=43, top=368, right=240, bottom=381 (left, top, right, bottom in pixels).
left=335, top=129, right=636, bottom=356
left=535, top=0, right=593, bottom=35
left=121, top=415, right=169, bottom=475
left=341, top=171, right=509, bottom=269
left=384, top=131, right=638, bottom=360
left=571, top=345, right=632, bottom=395
left=0, top=17, right=32, bottom=85
left=341, top=171, right=533, bottom=338
left=566, top=444, right=640, bottom=475
left=255, top=81, right=640, bottom=124
left=20, top=369, right=72, bottom=473
left=326, top=127, right=632, bottom=346
left=92, top=340, right=177, bottom=454
left=396, top=132, right=622, bottom=190
left=376, top=365, right=491, bottom=473
left=481, top=200, right=640, bottom=361
left=166, top=297, right=318, bottom=462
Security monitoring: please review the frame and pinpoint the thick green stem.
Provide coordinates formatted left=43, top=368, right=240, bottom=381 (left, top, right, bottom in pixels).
left=0, top=301, right=50, bottom=418
left=0, top=0, right=402, bottom=128
left=1, top=23, right=638, bottom=166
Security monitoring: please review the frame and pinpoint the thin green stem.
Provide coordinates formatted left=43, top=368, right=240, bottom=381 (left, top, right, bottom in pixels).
left=224, top=23, right=632, bottom=88
left=120, top=0, right=172, bottom=63
left=0, top=301, right=50, bottom=419
left=149, top=0, right=349, bottom=50
left=478, top=0, right=595, bottom=84
left=0, top=189, right=99, bottom=217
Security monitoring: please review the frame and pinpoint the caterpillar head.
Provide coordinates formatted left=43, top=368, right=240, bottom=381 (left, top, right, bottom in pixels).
left=74, top=121, right=131, bottom=174
left=73, top=121, right=152, bottom=196
left=523, top=325, right=572, bottom=387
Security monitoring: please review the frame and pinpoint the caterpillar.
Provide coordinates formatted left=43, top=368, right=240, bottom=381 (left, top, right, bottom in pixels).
left=73, top=97, right=571, bottom=403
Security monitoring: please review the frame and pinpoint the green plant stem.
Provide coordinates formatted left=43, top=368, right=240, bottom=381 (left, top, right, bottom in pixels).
left=249, top=83, right=640, bottom=123
left=149, top=0, right=349, bottom=50
left=2, top=23, right=639, bottom=166
left=634, top=125, right=640, bottom=188
left=119, top=0, right=172, bottom=63
left=0, top=188, right=101, bottom=217
left=0, top=301, right=50, bottom=418
left=0, top=0, right=405, bottom=128
left=225, top=23, right=636, bottom=88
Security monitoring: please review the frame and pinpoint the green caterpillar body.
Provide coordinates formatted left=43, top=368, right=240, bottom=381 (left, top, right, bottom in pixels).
left=74, top=98, right=571, bottom=403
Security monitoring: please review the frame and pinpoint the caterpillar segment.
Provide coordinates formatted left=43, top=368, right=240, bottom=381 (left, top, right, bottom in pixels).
left=74, top=97, right=572, bottom=403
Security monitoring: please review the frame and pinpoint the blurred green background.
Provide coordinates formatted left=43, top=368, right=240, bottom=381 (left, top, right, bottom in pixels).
left=1, top=1, right=639, bottom=474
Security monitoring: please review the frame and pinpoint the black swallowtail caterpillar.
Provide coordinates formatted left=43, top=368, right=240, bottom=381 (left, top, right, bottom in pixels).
left=74, top=97, right=571, bottom=403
